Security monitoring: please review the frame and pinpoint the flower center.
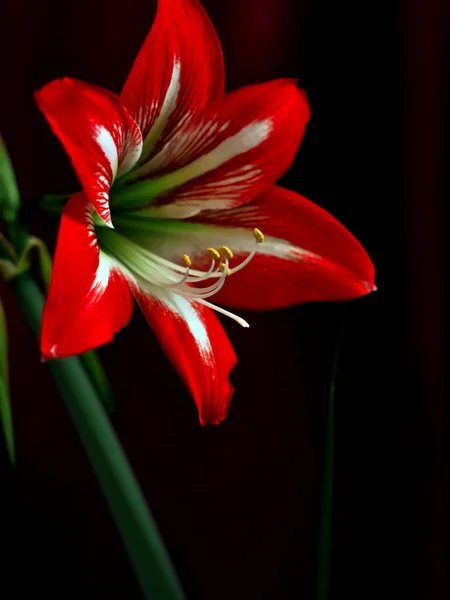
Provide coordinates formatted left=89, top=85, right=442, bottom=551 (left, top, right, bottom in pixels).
left=95, top=225, right=264, bottom=327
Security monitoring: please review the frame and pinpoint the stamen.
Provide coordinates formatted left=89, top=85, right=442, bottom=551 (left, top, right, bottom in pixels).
left=165, top=260, right=191, bottom=288
left=186, top=257, right=217, bottom=282
left=206, top=247, right=221, bottom=260
left=253, top=228, right=264, bottom=243
left=228, top=239, right=260, bottom=275
left=182, top=254, right=192, bottom=267
left=97, top=225, right=264, bottom=328
left=219, top=263, right=231, bottom=277
left=219, top=245, right=233, bottom=260
left=195, top=299, right=250, bottom=328
left=184, top=258, right=229, bottom=298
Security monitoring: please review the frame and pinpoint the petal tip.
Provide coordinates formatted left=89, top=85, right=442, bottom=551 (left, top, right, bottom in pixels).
left=363, top=281, right=377, bottom=293
left=197, top=385, right=234, bottom=426
left=35, top=78, right=66, bottom=104
left=40, top=344, right=58, bottom=362
left=277, top=79, right=311, bottom=121
left=198, top=411, right=228, bottom=427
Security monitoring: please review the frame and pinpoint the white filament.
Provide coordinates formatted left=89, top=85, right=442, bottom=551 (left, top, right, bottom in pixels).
left=100, top=230, right=260, bottom=327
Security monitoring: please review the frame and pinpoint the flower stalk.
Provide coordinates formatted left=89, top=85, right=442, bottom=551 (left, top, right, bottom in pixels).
left=316, top=337, right=339, bottom=600
left=8, top=270, right=186, bottom=600
left=0, top=298, right=14, bottom=463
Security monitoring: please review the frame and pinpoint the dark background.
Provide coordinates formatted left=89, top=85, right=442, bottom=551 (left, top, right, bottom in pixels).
left=0, top=0, right=448, bottom=598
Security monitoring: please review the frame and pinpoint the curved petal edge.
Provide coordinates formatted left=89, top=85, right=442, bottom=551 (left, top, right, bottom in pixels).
left=41, top=193, right=133, bottom=359
left=134, top=286, right=237, bottom=425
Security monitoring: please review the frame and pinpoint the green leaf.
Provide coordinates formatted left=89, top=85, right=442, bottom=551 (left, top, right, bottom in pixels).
left=9, top=271, right=185, bottom=599
left=0, top=258, right=17, bottom=281
left=0, top=135, right=20, bottom=223
left=0, top=376, right=15, bottom=463
left=79, top=351, right=117, bottom=414
left=316, top=338, right=339, bottom=600
left=16, top=236, right=53, bottom=290
left=38, top=193, right=71, bottom=217
left=0, top=233, right=18, bottom=261
left=0, top=236, right=53, bottom=288
left=0, top=299, right=9, bottom=390
left=0, top=299, right=14, bottom=463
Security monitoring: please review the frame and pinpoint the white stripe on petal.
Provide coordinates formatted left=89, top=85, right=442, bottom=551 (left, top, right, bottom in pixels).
left=92, top=251, right=115, bottom=296
left=154, top=290, right=213, bottom=363
left=135, top=205, right=202, bottom=219
left=138, top=224, right=319, bottom=268
left=141, top=59, right=181, bottom=159
left=95, top=125, right=119, bottom=178
left=118, top=118, right=144, bottom=177
left=133, top=119, right=272, bottom=185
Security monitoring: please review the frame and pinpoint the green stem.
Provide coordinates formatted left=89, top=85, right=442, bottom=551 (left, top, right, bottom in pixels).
left=0, top=299, right=15, bottom=462
left=316, top=341, right=338, bottom=600
left=8, top=270, right=185, bottom=600
left=79, top=350, right=117, bottom=413
left=0, top=375, right=15, bottom=463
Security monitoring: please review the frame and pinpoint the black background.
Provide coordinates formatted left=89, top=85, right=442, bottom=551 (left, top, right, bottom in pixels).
left=0, top=0, right=447, bottom=598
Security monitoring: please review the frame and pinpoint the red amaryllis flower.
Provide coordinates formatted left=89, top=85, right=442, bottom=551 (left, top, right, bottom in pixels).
left=36, top=0, right=375, bottom=425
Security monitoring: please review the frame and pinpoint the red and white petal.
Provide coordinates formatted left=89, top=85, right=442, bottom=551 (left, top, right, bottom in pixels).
left=121, top=0, right=224, bottom=157
left=129, top=79, right=310, bottom=212
left=35, top=78, right=143, bottom=224
left=41, top=193, right=133, bottom=359
left=139, top=186, right=375, bottom=309
left=133, top=287, right=236, bottom=425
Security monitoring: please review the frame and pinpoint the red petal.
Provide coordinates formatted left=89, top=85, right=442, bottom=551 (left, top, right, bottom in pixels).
left=134, top=288, right=236, bottom=425
left=121, top=0, right=224, bottom=154
left=35, top=78, right=142, bottom=224
left=137, top=186, right=375, bottom=309
left=201, top=186, right=376, bottom=308
left=129, top=80, right=310, bottom=212
left=41, top=193, right=133, bottom=359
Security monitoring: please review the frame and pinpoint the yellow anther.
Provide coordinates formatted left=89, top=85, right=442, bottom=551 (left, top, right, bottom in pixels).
left=206, top=247, right=221, bottom=260
left=219, top=245, right=234, bottom=260
left=253, top=228, right=264, bottom=243
left=219, top=262, right=231, bottom=276
left=182, top=254, right=192, bottom=268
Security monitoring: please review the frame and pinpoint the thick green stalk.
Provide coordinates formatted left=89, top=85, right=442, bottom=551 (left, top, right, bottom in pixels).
left=0, top=298, right=15, bottom=462
left=79, top=350, right=117, bottom=414
left=8, top=270, right=185, bottom=600
left=0, top=375, right=14, bottom=463
left=316, top=341, right=338, bottom=600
